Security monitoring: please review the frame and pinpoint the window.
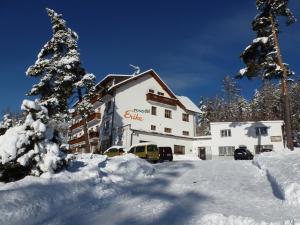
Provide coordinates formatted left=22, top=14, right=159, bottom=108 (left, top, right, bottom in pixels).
left=182, top=131, right=189, bottom=136
left=151, top=106, right=157, bottom=115
left=158, top=92, right=164, bottom=96
left=256, top=127, right=268, bottom=135
left=128, top=147, right=135, bottom=153
left=109, top=148, right=118, bottom=153
left=182, top=113, right=189, bottom=122
left=147, top=145, right=158, bottom=152
left=174, top=145, right=185, bottom=155
left=164, top=128, right=172, bottom=133
left=151, top=125, right=156, bottom=131
left=218, top=146, right=235, bottom=156
left=165, top=110, right=172, bottom=119
left=136, top=146, right=145, bottom=153
left=220, top=129, right=231, bottom=137
left=149, top=89, right=154, bottom=93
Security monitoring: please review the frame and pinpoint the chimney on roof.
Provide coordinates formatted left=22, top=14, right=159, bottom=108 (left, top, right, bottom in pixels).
left=129, top=64, right=140, bottom=76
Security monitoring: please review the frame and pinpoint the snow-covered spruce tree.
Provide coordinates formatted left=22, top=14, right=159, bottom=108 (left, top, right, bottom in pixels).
left=237, top=0, right=296, bottom=149
left=198, top=98, right=211, bottom=135
left=289, top=80, right=300, bottom=142
left=0, top=100, right=65, bottom=182
left=250, top=81, right=281, bottom=121
left=74, top=76, right=97, bottom=153
left=26, top=8, right=96, bottom=151
left=0, top=114, right=13, bottom=136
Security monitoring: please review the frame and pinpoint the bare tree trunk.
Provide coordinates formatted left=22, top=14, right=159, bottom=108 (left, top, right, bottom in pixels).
left=77, top=88, right=91, bottom=153
left=270, top=16, right=294, bottom=150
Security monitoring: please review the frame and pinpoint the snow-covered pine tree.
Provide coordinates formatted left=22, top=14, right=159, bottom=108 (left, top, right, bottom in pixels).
left=26, top=8, right=96, bottom=152
left=222, top=76, right=240, bottom=104
left=221, top=75, right=249, bottom=122
left=0, top=100, right=66, bottom=182
left=198, top=98, right=211, bottom=135
left=250, top=81, right=281, bottom=121
left=0, top=114, right=13, bottom=135
left=237, top=0, right=296, bottom=149
left=289, top=80, right=300, bottom=142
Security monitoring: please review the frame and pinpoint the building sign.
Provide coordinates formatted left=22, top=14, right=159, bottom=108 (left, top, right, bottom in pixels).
left=271, top=136, right=282, bottom=142
left=123, top=109, right=150, bottom=121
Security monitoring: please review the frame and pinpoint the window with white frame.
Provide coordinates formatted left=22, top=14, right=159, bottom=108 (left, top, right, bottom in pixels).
left=182, top=113, right=189, bottom=122
left=220, top=129, right=231, bottom=137
left=218, top=146, right=235, bottom=156
left=165, top=109, right=172, bottom=119
left=255, top=127, right=268, bottom=135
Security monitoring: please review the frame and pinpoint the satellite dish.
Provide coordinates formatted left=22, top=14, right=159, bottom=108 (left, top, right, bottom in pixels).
left=129, top=64, right=140, bottom=75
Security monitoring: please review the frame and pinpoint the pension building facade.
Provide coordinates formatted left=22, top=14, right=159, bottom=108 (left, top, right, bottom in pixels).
left=68, top=69, right=201, bottom=154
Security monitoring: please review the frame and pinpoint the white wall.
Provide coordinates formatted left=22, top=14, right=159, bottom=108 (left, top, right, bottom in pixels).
left=209, top=121, right=284, bottom=157
left=113, top=74, right=196, bottom=139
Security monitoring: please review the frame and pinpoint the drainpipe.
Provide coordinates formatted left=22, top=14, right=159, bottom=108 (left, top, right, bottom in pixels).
left=110, top=93, right=116, bottom=146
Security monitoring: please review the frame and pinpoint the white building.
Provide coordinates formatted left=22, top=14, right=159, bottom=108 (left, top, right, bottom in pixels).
left=69, top=69, right=285, bottom=159
left=194, top=121, right=285, bottom=160
left=69, top=69, right=201, bottom=154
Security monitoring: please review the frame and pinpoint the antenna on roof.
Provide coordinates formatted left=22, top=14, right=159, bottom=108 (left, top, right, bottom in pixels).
left=129, top=64, right=140, bottom=76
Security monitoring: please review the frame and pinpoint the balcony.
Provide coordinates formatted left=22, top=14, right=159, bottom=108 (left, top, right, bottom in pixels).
left=70, top=120, right=85, bottom=130
left=146, top=93, right=178, bottom=106
left=87, top=112, right=101, bottom=122
left=70, top=112, right=101, bottom=131
left=68, top=136, right=86, bottom=145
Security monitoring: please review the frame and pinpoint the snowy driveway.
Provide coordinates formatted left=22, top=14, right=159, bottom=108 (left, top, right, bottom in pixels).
left=63, top=160, right=299, bottom=225
left=1, top=159, right=299, bottom=225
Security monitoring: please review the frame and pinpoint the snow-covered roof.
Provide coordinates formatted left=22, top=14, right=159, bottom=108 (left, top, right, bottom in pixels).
left=108, top=69, right=178, bottom=99
left=176, top=96, right=201, bottom=113
left=95, top=74, right=132, bottom=88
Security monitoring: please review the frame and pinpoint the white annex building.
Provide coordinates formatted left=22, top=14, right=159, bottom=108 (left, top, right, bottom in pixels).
left=69, top=69, right=285, bottom=159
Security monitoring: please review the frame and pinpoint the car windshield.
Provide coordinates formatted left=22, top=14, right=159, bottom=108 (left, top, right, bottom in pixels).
left=147, top=145, right=158, bottom=152
left=110, top=148, right=118, bottom=153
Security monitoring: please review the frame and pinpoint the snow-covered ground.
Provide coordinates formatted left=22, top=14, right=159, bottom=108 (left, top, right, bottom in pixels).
left=0, top=151, right=299, bottom=225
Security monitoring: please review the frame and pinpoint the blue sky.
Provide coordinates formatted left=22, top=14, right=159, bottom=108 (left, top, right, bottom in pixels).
left=0, top=0, right=300, bottom=114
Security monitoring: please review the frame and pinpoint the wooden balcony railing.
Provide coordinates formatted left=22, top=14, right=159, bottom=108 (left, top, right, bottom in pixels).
left=68, top=136, right=86, bottom=145
left=70, top=120, right=85, bottom=130
left=87, top=112, right=101, bottom=122
left=146, top=93, right=178, bottom=106
left=69, top=112, right=101, bottom=131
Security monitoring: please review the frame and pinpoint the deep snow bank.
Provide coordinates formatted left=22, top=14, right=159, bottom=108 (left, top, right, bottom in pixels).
left=253, top=150, right=300, bottom=206
left=199, top=213, right=299, bottom=225
left=0, top=154, right=154, bottom=225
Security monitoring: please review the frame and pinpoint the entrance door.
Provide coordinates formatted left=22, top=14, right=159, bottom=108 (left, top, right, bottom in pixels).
left=198, top=147, right=206, bottom=160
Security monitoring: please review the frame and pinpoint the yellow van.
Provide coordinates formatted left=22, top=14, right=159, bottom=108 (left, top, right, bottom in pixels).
left=128, top=142, right=159, bottom=162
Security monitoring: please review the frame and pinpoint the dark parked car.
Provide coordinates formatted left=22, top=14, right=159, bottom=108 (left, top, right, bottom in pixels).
left=158, top=147, right=173, bottom=162
left=234, top=148, right=254, bottom=160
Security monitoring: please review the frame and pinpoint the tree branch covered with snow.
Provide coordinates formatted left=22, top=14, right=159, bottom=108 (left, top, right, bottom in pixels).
left=0, top=100, right=66, bottom=182
left=237, top=0, right=296, bottom=79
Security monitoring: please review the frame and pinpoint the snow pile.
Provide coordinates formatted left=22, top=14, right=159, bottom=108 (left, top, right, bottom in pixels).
left=66, top=153, right=154, bottom=183
left=0, top=154, right=154, bottom=225
left=253, top=150, right=300, bottom=206
left=173, top=153, right=201, bottom=161
left=198, top=213, right=299, bottom=225
left=104, top=153, right=155, bottom=181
